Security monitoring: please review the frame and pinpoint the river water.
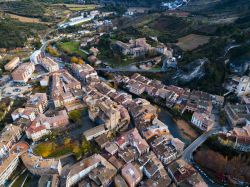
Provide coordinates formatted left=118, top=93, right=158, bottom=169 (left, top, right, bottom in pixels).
left=158, top=108, right=193, bottom=145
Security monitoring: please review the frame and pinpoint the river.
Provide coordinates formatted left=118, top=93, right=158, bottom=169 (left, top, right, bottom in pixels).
left=158, top=107, right=199, bottom=146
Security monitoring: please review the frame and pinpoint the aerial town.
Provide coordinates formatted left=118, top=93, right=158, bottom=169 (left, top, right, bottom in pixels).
left=0, top=0, right=249, bottom=187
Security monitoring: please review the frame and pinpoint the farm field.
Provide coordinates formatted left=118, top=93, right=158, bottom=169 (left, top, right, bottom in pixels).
left=56, top=4, right=98, bottom=11
left=6, top=13, right=49, bottom=24
left=176, top=34, right=210, bottom=51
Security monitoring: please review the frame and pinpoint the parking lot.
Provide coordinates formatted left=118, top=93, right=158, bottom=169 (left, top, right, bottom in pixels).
left=0, top=81, right=32, bottom=99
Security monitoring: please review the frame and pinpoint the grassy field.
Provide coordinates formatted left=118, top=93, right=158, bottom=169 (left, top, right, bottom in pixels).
left=33, top=141, right=72, bottom=158
left=57, top=41, right=87, bottom=59
left=176, top=34, right=210, bottom=51
left=33, top=135, right=93, bottom=159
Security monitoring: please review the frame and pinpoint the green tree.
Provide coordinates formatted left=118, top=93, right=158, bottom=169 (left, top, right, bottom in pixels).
left=64, top=137, right=71, bottom=145
left=68, top=110, right=81, bottom=123
left=46, top=45, right=60, bottom=57
left=81, top=137, right=90, bottom=155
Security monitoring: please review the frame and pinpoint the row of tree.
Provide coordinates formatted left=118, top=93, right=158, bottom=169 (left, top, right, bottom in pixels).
left=194, top=148, right=250, bottom=184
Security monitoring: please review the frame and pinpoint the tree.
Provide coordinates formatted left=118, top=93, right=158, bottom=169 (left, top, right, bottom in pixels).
left=78, top=58, right=84, bottom=65
left=70, top=56, right=79, bottom=64
left=81, top=137, right=90, bottom=155
left=46, top=45, right=59, bottom=57
left=69, top=110, right=81, bottom=123
left=0, top=102, right=7, bottom=110
left=219, top=110, right=226, bottom=126
left=64, top=137, right=71, bottom=145
left=72, top=143, right=81, bottom=158
left=34, top=142, right=55, bottom=158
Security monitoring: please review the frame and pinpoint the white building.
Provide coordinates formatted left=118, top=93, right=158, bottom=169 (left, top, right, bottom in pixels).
left=39, top=57, right=59, bottom=73
left=236, top=76, right=250, bottom=96
left=0, top=152, right=19, bottom=186
left=30, top=50, right=41, bottom=64
left=66, top=154, right=116, bottom=187
left=40, top=76, right=49, bottom=87
left=191, top=112, right=214, bottom=131
left=59, top=10, right=99, bottom=28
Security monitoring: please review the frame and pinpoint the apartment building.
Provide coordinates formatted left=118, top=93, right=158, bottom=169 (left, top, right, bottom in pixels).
left=225, top=103, right=250, bottom=126
left=39, top=56, right=59, bottom=72
left=0, top=124, right=22, bottom=158
left=66, top=154, right=117, bottom=187
left=191, top=112, right=214, bottom=131
left=11, top=107, right=36, bottom=122
left=168, top=159, right=207, bottom=187
left=70, top=63, right=99, bottom=84
left=127, top=80, right=146, bottom=95
left=0, top=152, right=19, bottom=186
left=236, top=76, right=250, bottom=96
left=219, top=125, right=250, bottom=152
left=115, top=128, right=149, bottom=156
left=50, top=70, right=81, bottom=108
left=21, top=151, right=61, bottom=176
left=4, top=57, right=20, bottom=71
left=26, top=110, right=69, bottom=141
left=26, top=93, right=48, bottom=113
left=11, top=62, right=35, bottom=83
left=121, top=162, right=143, bottom=187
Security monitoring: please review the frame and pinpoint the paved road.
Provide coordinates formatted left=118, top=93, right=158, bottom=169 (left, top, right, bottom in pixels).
left=80, top=48, right=89, bottom=56
left=182, top=127, right=222, bottom=186
left=182, top=127, right=220, bottom=163
left=96, top=68, right=165, bottom=73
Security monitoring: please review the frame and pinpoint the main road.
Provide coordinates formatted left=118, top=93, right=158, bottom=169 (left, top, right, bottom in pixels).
left=96, top=68, right=165, bottom=73
left=182, top=127, right=221, bottom=163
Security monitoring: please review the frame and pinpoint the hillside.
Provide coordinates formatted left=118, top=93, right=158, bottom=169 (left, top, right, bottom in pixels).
left=0, top=0, right=45, bottom=18
left=182, top=0, right=250, bottom=16
left=109, top=0, right=250, bottom=93
left=100, top=0, right=163, bottom=7
left=0, top=18, right=47, bottom=49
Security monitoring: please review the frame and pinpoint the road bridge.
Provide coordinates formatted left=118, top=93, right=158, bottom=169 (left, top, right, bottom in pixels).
left=182, top=127, right=220, bottom=163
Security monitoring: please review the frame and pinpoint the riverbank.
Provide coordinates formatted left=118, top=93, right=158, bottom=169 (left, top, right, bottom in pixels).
left=158, top=108, right=199, bottom=145
left=193, top=136, right=250, bottom=186
left=174, top=118, right=199, bottom=141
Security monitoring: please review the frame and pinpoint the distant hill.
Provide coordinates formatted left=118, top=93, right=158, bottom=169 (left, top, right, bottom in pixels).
left=100, top=0, right=163, bottom=7
left=0, top=0, right=45, bottom=18
left=182, top=0, right=250, bottom=16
